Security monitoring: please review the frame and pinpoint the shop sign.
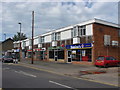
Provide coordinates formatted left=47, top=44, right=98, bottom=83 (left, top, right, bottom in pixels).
left=66, top=43, right=92, bottom=49
left=33, top=48, right=46, bottom=51
left=27, top=50, right=32, bottom=52
left=48, top=46, right=64, bottom=50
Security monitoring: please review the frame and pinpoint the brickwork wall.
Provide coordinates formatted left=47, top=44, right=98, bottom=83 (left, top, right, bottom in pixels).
left=92, top=23, right=119, bottom=63
left=2, top=40, right=13, bottom=52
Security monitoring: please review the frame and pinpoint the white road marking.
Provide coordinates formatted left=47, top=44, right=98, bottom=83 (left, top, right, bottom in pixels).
left=7, top=63, right=14, bottom=65
left=3, top=68, right=10, bottom=70
left=49, top=80, right=73, bottom=89
left=14, top=70, right=37, bottom=78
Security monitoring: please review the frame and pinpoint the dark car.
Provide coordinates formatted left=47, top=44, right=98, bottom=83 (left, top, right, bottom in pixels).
left=95, top=56, right=120, bottom=67
left=2, top=55, right=13, bottom=63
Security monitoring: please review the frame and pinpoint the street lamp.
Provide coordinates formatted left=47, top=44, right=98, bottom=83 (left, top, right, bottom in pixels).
left=18, top=22, right=22, bottom=61
left=4, top=33, right=6, bottom=40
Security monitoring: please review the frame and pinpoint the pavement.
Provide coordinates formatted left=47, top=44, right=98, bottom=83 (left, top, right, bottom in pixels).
left=17, top=59, right=119, bottom=87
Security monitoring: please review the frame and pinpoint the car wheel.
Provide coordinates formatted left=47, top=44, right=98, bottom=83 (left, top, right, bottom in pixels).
left=95, top=65, right=98, bottom=67
left=104, top=64, right=108, bottom=68
left=117, top=63, right=120, bottom=67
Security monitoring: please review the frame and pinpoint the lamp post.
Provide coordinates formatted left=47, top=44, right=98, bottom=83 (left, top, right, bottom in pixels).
left=18, top=22, right=22, bottom=61
left=4, top=33, right=6, bottom=40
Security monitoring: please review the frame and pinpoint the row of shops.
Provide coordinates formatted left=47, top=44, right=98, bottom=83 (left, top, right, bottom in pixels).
left=21, top=43, right=92, bottom=63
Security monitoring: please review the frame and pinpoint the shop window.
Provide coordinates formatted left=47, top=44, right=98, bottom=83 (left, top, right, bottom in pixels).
left=72, top=50, right=81, bottom=61
left=49, top=50, right=54, bottom=59
left=86, top=49, right=92, bottom=62
left=49, top=50, right=64, bottom=59
left=58, top=51, right=64, bottom=59
left=71, top=49, right=91, bottom=62
left=28, top=52, right=32, bottom=58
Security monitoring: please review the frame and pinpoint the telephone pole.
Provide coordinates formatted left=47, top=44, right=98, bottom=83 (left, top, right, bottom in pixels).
left=31, top=11, right=34, bottom=64
left=18, top=22, right=22, bottom=62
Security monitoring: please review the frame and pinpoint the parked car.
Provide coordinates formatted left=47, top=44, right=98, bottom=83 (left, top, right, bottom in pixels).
left=95, top=56, right=120, bottom=67
left=12, top=55, right=18, bottom=63
left=2, top=55, right=13, bottom=63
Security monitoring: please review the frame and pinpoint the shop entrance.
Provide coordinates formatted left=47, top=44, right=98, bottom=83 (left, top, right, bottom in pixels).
left=54, top=50, right=58, bottom=61
left=67, top=50, right=72, bottom=63
left=49, top=48, right=64, bottom=61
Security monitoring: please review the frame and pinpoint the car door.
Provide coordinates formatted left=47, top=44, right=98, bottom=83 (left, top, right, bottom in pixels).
left=109, top=57, right=117, bottom=66
left=105, top=57, right=113, bottom=66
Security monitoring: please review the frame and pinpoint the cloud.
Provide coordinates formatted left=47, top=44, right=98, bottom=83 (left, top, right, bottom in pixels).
left=1, top=1, right=118, bottom=41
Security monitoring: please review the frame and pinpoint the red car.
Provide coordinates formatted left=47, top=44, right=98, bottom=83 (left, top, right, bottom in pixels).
left=95, top=56, right=120, bottom=67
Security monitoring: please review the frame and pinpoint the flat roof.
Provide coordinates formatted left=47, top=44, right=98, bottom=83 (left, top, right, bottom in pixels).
left=14, top=18, right=119, bottom=42
left=38, top=18, right=119, bottom=37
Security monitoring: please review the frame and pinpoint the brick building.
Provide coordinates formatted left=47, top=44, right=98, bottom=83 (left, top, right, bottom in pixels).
left=14, top=18, right=120, bottom=65
left=0, top=38, right=14, bottom=55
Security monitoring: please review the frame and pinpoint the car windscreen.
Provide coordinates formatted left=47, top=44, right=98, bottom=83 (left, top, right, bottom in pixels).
left=106, top=57, right=116, bottom=60
left=97, top=57, right=104, bottom=60
left=4, top=56, right=12, bottom=58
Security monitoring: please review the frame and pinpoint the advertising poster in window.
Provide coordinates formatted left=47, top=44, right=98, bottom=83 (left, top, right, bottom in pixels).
left=82, top=50, right=85, bottom=56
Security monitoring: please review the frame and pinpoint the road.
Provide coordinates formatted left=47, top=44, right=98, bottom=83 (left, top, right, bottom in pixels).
left=2, top=63, right=118, bottom=89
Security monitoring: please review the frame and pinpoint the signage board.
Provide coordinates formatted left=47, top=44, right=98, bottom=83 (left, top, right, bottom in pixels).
left=66, top=43, right=92, bottom=49
left=48, top=46, right=64, bottom=50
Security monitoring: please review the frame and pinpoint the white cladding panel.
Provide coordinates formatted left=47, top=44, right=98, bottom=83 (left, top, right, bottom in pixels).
left=34, top=38, right=39, bottom=45
left=52, top=41, right=57, bottom=47
left=38, top=44, right=42, bottom=48
left=45, top=35, right=51, bottom=43
left=26, top=40, right=29, bottom=46
left=86, top=24, right=93, bottom=35
left=73, top=37, right=80, bottom=44
left=61, top=30, right=71, bottom=40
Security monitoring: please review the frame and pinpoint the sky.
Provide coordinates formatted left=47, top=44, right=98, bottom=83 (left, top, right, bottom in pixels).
left=0, top=0, right=119, bottom=41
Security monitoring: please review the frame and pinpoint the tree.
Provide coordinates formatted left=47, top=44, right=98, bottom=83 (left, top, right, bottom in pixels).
left=13, top=32, right=27, bottom=41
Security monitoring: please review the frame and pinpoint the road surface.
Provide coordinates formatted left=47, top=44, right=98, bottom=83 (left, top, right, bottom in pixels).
left=2, top=63, right=118, bottom=89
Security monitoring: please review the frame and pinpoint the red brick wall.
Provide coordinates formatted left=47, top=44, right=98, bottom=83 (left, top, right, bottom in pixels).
left=2, top=40, right=13, bottom=52
left=92, top=23, right=119, bottom=63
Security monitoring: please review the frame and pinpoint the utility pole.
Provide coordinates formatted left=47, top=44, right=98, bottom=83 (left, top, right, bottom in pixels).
left=31, top=11, right=34, bottom=64
left=18, top=22, right=22, bottom=62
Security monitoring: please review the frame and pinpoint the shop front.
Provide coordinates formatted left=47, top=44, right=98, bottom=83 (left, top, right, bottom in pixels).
left=34, top=48, right=47, bottom=60
left=27, top=50, right=32, bottom=58
left=66, top=43, right=92, bottom=63
left=48, top=46, right=65, bottom=62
